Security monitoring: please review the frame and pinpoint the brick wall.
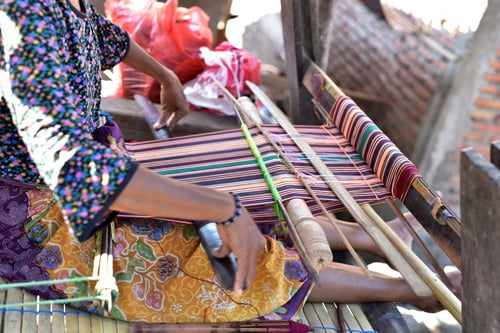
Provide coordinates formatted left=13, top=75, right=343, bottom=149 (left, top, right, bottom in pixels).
left=326, top=0, right=459, bottom=156
left=463, top=48, right=500, bottom=158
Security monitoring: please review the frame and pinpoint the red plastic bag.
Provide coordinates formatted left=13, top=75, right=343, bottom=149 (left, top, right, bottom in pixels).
left=184, top=41, right=261, bottom=116
left=105, top=0, right=213, bottom=102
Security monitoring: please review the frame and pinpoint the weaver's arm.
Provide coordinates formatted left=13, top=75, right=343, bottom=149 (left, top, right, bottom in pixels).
left=122, top=38, right=190, bottom=131
left=111, top=166, right=266, bottom=295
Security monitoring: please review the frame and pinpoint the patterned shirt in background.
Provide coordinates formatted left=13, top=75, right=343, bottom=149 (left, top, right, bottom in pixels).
left=0, top=0, right=138, bottom=241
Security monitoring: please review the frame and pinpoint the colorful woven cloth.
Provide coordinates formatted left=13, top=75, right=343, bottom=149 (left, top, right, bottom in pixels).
left=0, top=121, right=311, bottom=323
left=124, top=124, right=393, bottom=223
left=329, top=96, right=421, bottom=201
left=304, top=64, right=421, bottom=201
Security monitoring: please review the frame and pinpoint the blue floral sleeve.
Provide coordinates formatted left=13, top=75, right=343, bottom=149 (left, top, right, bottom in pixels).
left=88, top=5, right=131, bottom=71
left=0, top=0, right=137, bottom=241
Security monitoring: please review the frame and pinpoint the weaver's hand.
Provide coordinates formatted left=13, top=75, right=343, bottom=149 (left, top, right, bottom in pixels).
left=155, top=70, right=189, bottom=131
left=212, top=209, right=266, bottom=295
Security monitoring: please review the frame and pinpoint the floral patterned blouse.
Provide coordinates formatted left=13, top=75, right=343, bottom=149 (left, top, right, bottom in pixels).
left=0, top=0, right=138, bottom=241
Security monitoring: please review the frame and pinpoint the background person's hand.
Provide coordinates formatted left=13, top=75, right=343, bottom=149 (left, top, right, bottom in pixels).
left=212, top=208, right=266, bottom=295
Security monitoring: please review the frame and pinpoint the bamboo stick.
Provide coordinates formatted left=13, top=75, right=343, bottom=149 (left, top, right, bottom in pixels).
left=130, top=320, right=312, bottom=333
left=362, top=205, right=462, bottom=323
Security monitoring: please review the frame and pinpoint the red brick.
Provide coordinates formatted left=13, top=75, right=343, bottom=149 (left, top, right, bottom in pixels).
left=405, top=106, right=420, bottom=123
left=415, top=100, right=429, bottom=114
left=433, top=59, right=448, bottom=72
left=484, top=72, right=500, bottom=84
left=456, top=143, right=469, bottom=155
left=481, top=85, right=498, bottom=95
left=491, top=61, right=500, bottom=71
left=471, top=122, right=500, bottom=135
left=422, top=76, right=437, bottom=91
left=470, top=109, right=497, bottom=122
left=413, top=84, right=431, bottom=100
left=472, top=144, right=490, bottom=159
left=407, top=52, right=419, bottom=65
left=463, top=131, right=485, bottom=143
left=399, top=70, right=413, bottom=86
left=475, top=97, right=500, bottom=110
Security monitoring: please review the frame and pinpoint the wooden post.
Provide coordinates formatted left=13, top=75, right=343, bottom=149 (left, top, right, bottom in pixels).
left=280, top=0, right=319, bottom=125
left=461, top=142, right=500, bottom=332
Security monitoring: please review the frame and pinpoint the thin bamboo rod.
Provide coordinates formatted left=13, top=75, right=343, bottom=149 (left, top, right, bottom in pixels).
left=363, top=205, right=461, bottom=323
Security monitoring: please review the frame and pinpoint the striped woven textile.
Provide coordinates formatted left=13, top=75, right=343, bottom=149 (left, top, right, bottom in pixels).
left=124, top=124, right=392, bottom=223
left=303, top=63, right=421, bottom=201
left=328, top=96, right=421, bottom=201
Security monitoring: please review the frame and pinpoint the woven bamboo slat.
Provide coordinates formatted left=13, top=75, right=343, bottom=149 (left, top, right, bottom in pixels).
left=0, top=280, right=376, bottom=333
left=0, top=278, right=131, bottom=333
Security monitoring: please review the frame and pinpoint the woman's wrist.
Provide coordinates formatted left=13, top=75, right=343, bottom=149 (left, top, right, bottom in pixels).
left=155, top=66, right=180, bottom=87
left=215, top=192, right=243, bottom=226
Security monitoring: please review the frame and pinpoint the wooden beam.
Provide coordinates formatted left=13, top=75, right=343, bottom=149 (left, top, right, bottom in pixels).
left=280, top=0, right=319, bottom=124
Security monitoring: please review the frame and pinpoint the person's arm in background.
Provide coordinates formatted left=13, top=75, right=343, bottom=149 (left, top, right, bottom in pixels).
left=122, top=39, right=189, bottom=131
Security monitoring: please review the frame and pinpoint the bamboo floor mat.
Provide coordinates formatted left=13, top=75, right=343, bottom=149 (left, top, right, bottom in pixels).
left=0, top=279, right=129, bottom=333
left=0, top=279, right=374, bottom=333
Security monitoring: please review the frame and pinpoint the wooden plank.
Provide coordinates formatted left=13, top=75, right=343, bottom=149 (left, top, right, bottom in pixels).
left=64, top=304, right=79, bottom=333
left=311, top=303, right=337, bottom=332
left=346, top=303, right=374, bottom=331
left=404, top=183, right=461, bottom=268
left=51, top=303, right=65, bottom=333
left=90, top=314, right=104, bottom=333
left=101, top=316, right=118, bottom=333
left=356, top=301, right=411, bottom=333
left=37, top=296, right=52, bottom=333
left=280, top=0, right=319, bottom=125
left=322, top=303, right=341, bottom=329
left=77, top=311, right=92, bottom=333
left=298, top=308, right=309, bottom=326
left=302, top=303, right=325, bottom=333
left=334, top=251, right=411, bottom=332
left=20, top=291, right=37, bottom=333
left=4, top=288, right=23, bottom=333
left=461, top=147, right=500, bottom=333
left=115, top=319, right=129, bottom=332
left=100, top=97, right=154, bottom=142
left=100, top=97, right=239, bottom=141
left=340, top=304, right=362, bottom=331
